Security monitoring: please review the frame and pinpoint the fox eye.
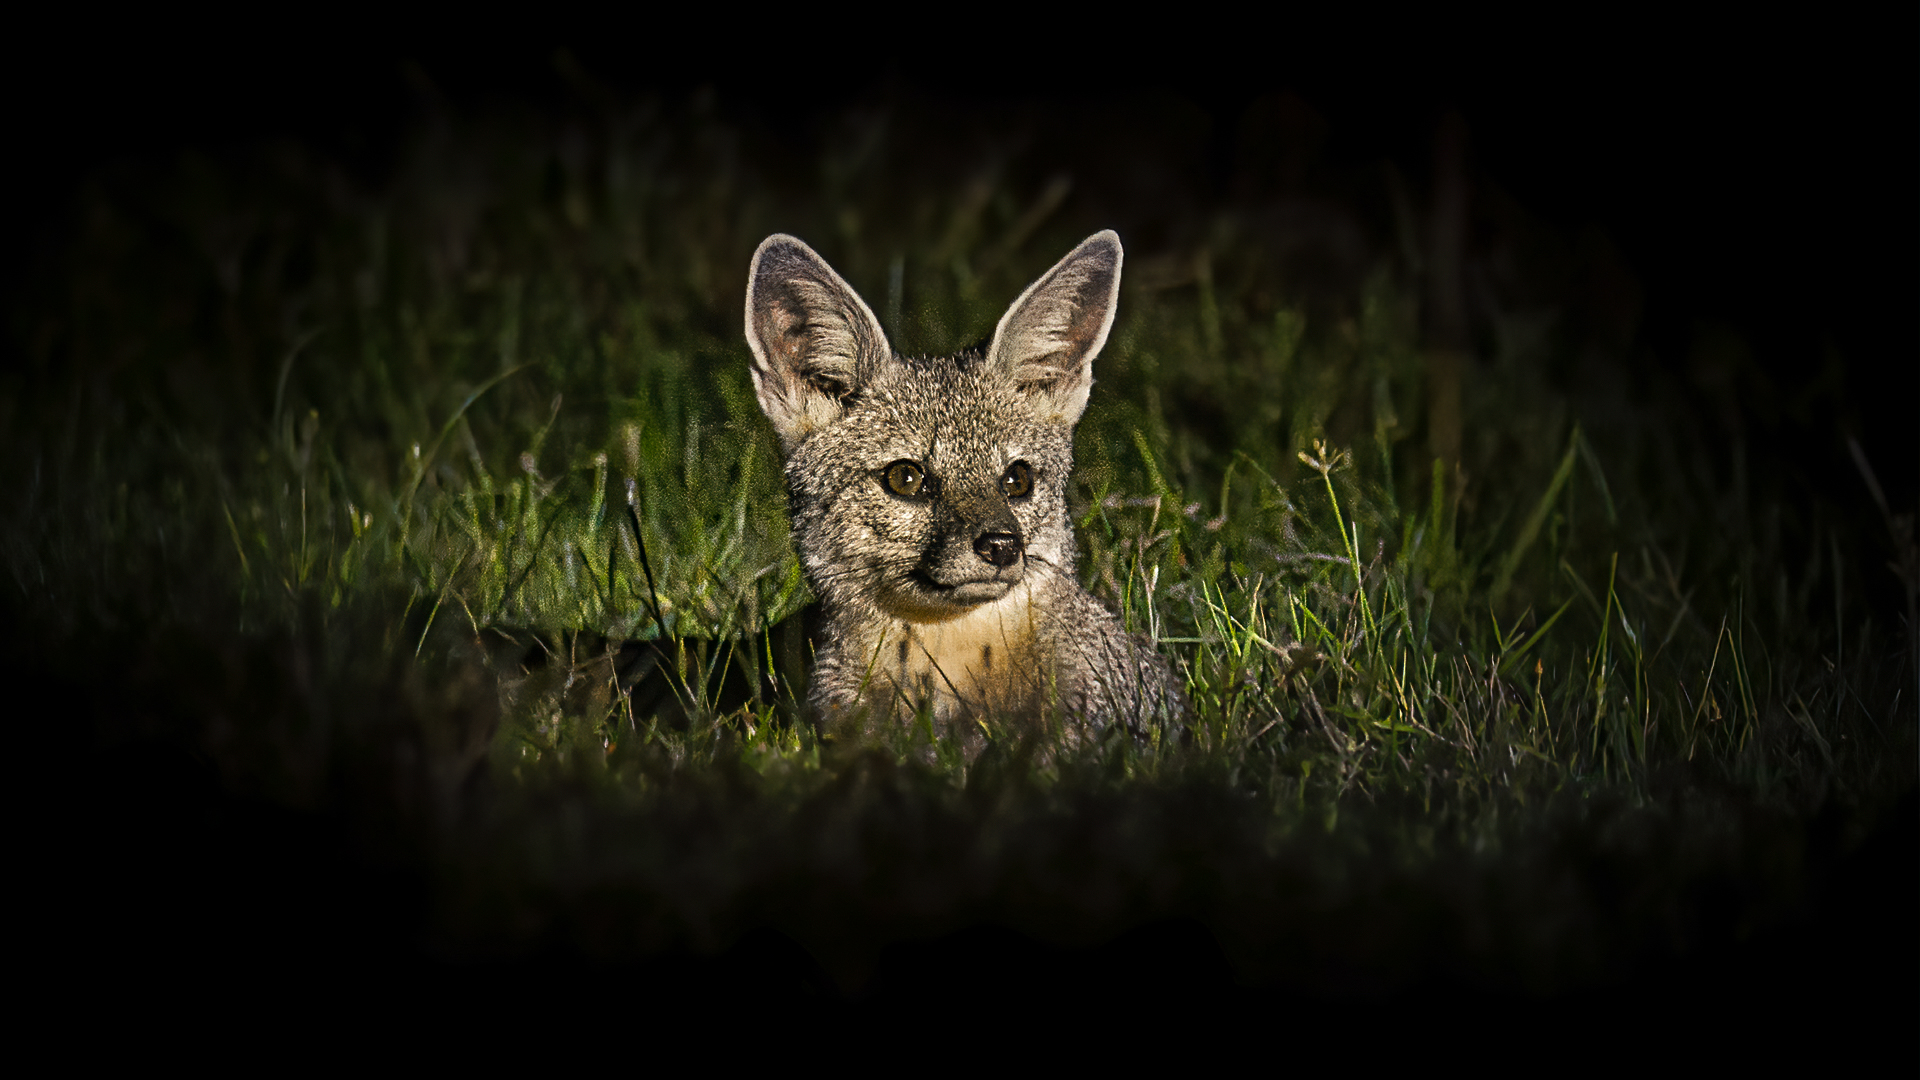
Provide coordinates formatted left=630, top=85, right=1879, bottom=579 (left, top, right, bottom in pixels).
left=883, top=460, right=927, bottom=498
left=1000, top=461, right=1033, bottom=499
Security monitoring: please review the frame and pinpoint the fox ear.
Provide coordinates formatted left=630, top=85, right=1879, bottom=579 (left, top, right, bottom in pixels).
left=986, top=230, right=1122, bottom=425
left=745, top=234, right=891, bottom=447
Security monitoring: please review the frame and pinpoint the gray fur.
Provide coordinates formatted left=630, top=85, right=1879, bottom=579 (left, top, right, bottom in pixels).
left=744, top=231, right=1187, bottom=747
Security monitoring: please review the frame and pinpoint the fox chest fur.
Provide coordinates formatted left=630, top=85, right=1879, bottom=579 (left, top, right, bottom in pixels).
left=744, top=230, right=1186, bottom=742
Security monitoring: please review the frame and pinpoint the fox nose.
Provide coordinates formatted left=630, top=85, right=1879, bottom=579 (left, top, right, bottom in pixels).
left=974, top=532, right=1023, bottom=568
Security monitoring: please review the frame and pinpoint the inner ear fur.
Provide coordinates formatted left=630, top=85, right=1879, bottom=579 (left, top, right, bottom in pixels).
left=745, top=234, right=891, bottom=446
left=985, top=230, right=1123, bottom=425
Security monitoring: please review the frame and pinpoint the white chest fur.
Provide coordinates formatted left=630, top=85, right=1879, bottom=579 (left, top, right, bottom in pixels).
left=873, top=583, right=1047, bottom=719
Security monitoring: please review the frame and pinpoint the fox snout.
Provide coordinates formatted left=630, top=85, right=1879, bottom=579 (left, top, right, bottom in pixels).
left=974, top=531, right=1022, bottom=567
left=921, top=485, right=1025, bottom=595
left=940, top=485, right=1022, bottom=568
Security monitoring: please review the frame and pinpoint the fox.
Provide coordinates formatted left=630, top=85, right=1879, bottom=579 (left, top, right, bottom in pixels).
left=744, top=229, right=1187, bottom=748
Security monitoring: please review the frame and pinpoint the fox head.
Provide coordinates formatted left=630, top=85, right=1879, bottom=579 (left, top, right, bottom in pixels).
left=745, top=231, right=1122, bottom=625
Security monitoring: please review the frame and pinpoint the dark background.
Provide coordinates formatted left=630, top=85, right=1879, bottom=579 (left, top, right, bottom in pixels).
left=5, top=26, right=1913, bottom=515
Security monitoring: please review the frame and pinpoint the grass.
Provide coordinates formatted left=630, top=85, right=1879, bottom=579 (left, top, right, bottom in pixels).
left=4, top=85, right=1913, bottom=998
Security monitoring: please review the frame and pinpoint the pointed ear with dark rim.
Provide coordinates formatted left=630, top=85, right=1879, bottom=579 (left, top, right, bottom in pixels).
left=985, top=230, right=1122, bottom=425
left=745, top=234, right=891, bottom=448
